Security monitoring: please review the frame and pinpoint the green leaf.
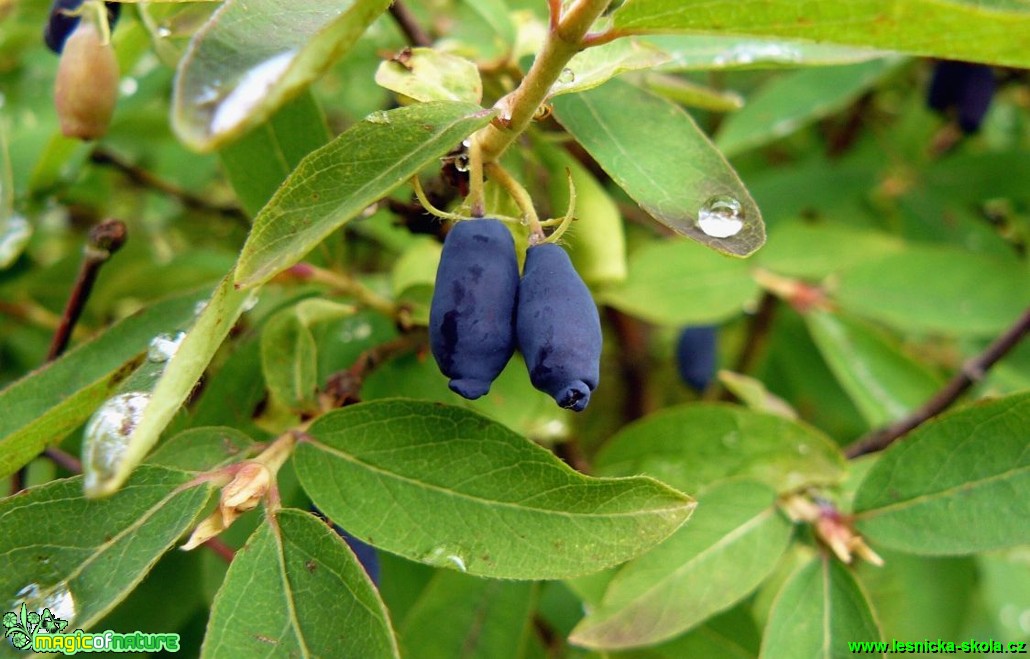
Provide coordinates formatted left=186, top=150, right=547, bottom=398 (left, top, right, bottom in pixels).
left=148, top=426, right=256, bottom=472
left=548, top=39, right=670, bottom=98
left=643, top=74, right=745, bottom=113
left=536, top=139, right=628, bottom=286
left=854, top=392, right=1030, bottom=554
left=716, top=58, right=903, bottom=157
left=293, top=400, right=695, bottom=580
left=399, top=571, right=535, bottom=659
left=834, top=246, right=1030, bottom=336
left=756, top=222, right=904, bottom=280
left=569, top=480, right=792, bottom=649
left=805, top=310, right=941, bottom=428
left=552, top=78, right=765, bottom=257
left=219, top=91, right=330, bottom=217
left=717, top=371, right=798, bottom=420
left=0, top=466, right=213, bottom=635
left=595, top=403, right=846, bottom=495
left=598, top=239, right=761, bottom=325
left=235, top=101, right=494, bottom=288
left=612, top=1, right=1030, bottom=68
left=0, top=292, right=204, bottom=480
left=85, top=275, right=255, bottom=498
left=760, top=556, right=883, bottom=659
left=173, top=0, right=392, bottom=151
left=647, top=35, right=889, bottom=71
left=375, top=48, right=483, bottom=104
left=261, top=299, right=355, bottom=412
left=201, top=508, right=399, bottom=659
left=391, top=238, right=442, bottom=298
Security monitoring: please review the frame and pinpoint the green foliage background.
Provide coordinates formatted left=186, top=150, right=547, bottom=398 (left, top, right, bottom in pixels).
left=1, top=0, right=1028, bottom=657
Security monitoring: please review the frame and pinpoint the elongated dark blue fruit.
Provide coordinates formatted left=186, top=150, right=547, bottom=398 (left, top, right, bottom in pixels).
left=517, top=243, right=601, bottom=411
left=676, top=325, right=718, bottom=393
left=44, top=0, right=121, bottom=54
left=927, top=61, right=995, bottom=134
left=430, top=219, right=519, bottom=399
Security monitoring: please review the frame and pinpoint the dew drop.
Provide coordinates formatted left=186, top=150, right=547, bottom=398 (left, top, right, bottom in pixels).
left=14, top=582, right=77, bottom=626
left=156, top=25, right=172, bottom=39
left=339, top=319, right=373, bottom=343
left=0, top=215, right=32, bottom=269
left=147, top=331, right=186, bottom=363
left=698, top=195, right=745, bottom=238
left=118, top=77, right=139, bottom=97
left=421, top=545, right=470, bottom=573
left=193, top=299, right=209, bottom=317
left=209, top=50, right=297, bottom=135
left=454, top=154, right=470, bottom=173
left=364, top=110, right=392, bottom=125
left=82, top=392, right=151, bottom=492
left=558, top=68, right=575, bottom=84
left=241, top=291, right=260, bottom=313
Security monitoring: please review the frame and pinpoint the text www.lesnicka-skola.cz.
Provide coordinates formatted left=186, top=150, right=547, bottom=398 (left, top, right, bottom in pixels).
left=848, top=639, right=1027, bottom=654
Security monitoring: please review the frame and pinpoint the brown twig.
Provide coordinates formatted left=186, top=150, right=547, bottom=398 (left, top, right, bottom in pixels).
left=845, top=306, right=1030, bottom=458
left=604, top=307, right=652, bottom=423
left=89, top=148, right=247, bottom=223
left=388, top=1, right=432, bottom=47
left=43, top=446, right=83, bottom=474
left=47, top=219, right=127, bottom=360
left=724, top=292, right=778, bottom=390
left=202, top=537, right=237, bottom=563
left=322, top=331, right=427, bottom=408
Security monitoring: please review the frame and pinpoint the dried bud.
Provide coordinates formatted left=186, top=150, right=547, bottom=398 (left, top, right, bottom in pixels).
left=54, top=19, right=119, bottom=140
left=181, top=511, right=227, bottom=551
left=220, top=461, right=272, bottom=526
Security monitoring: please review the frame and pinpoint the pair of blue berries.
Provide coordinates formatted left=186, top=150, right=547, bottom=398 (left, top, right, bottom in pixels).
left=429, top=219, right=601, bottom=412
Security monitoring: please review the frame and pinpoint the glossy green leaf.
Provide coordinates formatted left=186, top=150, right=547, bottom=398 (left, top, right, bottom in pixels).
left=718, top=371, right=798, bottom=420
left=552, top=78, right=765, bottom=257
left=391, top=238, right=442, bottom=298
left=756, top=222, right=904, bottom=280
left=854, top=393, right=1030, bottom=554
left=613, top=1, right=1030, bottom=68
left=598, top=239, right=761, bottom=325
left=86, top=275, right=255, bottom=498
left=805, top=310, right=941, bottom=428
left=399, top=571, right=535, bottom=659
left=760, top=556, right=883, bottom=659
left=652, top=606, right=760, bottom=659
left=173, top=0, right=392, bottom=150
left=293, top=400, right=695, bottom=580
left=219, top=91, right=330, bottom=217
left=834, top=246, right=1030, bottom=336
left=643, top=74, right=745, bottom=113
left=261, top=299, right=355, bottom=412
left=201, top=508, right=399, bottom=659
left=716, top=58, right=903, bottom=157
left=148, top=426, right=256, bottom=472
left=647, top=35, right=889, bottom=71
left=570, top=481, right=792, bottom=649
left=595, top=403, right=846, bottom=495
left=235, top=102, right=494, bottom=288
left=548, top=39, right=670, bottom=97
left=0, top=293, right=204, bottom=480
left=375, top=48, right=483, bottom=104
left=0, top=466, right=213, bottom=635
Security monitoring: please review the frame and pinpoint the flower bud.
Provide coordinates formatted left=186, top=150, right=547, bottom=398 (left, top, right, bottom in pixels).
left=54, top=19, right=119, bottom=140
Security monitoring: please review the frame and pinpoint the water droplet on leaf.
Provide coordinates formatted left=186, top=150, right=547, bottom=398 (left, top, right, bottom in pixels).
left=156, top=25, right=172, bottom=39
left=698, top=195, right=744, bottom=238
left=209, top=50, right=297, bottom=135
left=421, top=545, right=470, bottom=573
left=82, top=392, right=151, bottom=493
left=558, top=68, right=575, bottom=84
left=364, top=110, right=391, bottom=125
left=14, top=582, right=77, bottom=626
left=147, top=332, right=186, bottom=363
left=454, top=154, right=470, bottom=173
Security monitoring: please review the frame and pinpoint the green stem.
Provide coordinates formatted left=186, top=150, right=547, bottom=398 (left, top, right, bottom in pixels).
left=475, top=0, right=611, bottom=164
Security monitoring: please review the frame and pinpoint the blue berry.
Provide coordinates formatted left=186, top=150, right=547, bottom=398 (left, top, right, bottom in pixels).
left=516, top=243, right=601, bottom=411
left=44, top=0, right=121, bottom=54
left=429, top=219, right=519, bottom=399
left=676, top=325, right=718, bottom=393
left=927, top=61, right=995, bottom=134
